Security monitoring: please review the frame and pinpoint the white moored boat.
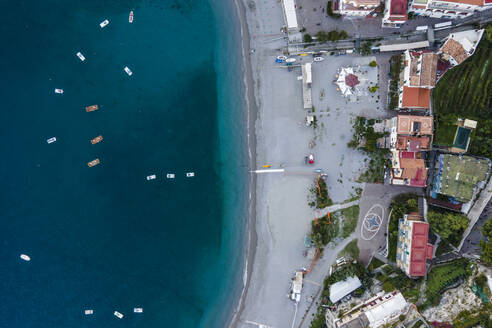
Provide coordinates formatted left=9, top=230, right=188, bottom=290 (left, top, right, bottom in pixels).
left=166, top=173, right=175, bottom=179
left=54, top=88, right=64, bottom=94
left=100, top=19, right=109, bottom=28
left=186, top=172, right=195, bottom=177
left=313, top=57, right=324, bottom=62
left=47, top=137, right=56, bottom=144
left=129, top=11, right=134, bottom=23
left=84, top=309, right=93, bottom=315
left=76, top=52, right=86, bottom=61
left=20, top=254, right=30, bottom=261
left=134, top=308, right=143, bottom=313
left=285, top=58, right=296, bottom=63
left=114, top=311, right=124, bottom=319
left=124, top=66, right=133, bottom=76
left=146, top=175, right=156, bottom=180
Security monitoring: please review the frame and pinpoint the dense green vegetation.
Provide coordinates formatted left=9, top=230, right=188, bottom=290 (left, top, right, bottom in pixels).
left=369, top=60, right=377, bottom=67
left=427, top=209, right=468, bottom=247
left=338, top=239, right=360, bottom=260
left=388, top=54, right=403, bottom=110
left=348, top=117, right=389, bottom=183
left=321, top=262, right=372, bottom=305
left=310, top=307, right=327, bottom=328
left=376, top=265, right=422, bottom=302
left=315, top=30, right=348, bottom=43
left=360, top=41, right=373, bottom=56
left=326, top=1, right=341, bottom=18
left=453, top=304, right=492, bottom=328
left=432, top=36, right=492, bottom=158
left=435, top=241, right=454, bottom=257
left=480, top=217, right=492, bottom=265
left=336, top=205, right=360, bottom=238
left=387, top=194, right=419, bottom=262
left=368, top=257, right=385, bottom=271
left=424, top=258, right=472, bottom=307
left=303, top=33, right=313, bottom=43
left=309, top=177, right=333, bottom=209
left=309, top=214, right=339, bottom=248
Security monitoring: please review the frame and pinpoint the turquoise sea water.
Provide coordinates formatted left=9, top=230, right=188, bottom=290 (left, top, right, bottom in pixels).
left=0, top=1, right=247, bottom=327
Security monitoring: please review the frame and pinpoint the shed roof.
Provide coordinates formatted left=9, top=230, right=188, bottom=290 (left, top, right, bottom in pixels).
left=329, top=276, right=362, bottom=303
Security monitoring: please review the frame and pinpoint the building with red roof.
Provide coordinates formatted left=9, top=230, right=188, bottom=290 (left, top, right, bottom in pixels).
left=396, top=214, right=433, bottom=277
left=382, top=0, right=408, bottom=27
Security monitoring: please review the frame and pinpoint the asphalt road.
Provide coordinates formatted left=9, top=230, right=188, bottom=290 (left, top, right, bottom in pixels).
left=460, top=200, right=492, bottom=256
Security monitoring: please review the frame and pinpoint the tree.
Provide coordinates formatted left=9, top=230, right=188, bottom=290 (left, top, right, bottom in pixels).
left=486, top=24, right=492, bottom=43
left=428, top=210, right=468, bottom=245
left=303, top=33, right=313, bottom=43
left=360, top=42, right=372, bottom=56
left=339, top=30, right=348, bottom=39
left=369, top=60, right=377, bottom=67
left=315, top=31, right=329, bottom=43
left=480, top=217, right=492, bottom=265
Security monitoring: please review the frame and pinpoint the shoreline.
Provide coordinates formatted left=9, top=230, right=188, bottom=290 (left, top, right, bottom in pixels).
left=228, top=0, right=258, bottom=326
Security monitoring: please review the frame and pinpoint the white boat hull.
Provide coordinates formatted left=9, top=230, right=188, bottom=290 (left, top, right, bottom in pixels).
left=76, top=52, right=86, bottom=61
left=100, top=20, right=109, bottom=28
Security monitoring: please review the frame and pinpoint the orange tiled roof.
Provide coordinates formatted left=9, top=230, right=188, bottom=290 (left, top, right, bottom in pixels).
left=442, top=38, right=468, bottom=64
left=401, top=87, right=431, bottom=109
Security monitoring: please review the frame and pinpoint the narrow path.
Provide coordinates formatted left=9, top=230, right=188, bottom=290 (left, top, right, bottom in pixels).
left=314, top=200, right=359, bottom=218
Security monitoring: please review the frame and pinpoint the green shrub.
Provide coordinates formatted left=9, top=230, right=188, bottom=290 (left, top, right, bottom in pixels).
left=304, top=33, right=313, bottom=43
left=369, top=60, right=377, bottom=67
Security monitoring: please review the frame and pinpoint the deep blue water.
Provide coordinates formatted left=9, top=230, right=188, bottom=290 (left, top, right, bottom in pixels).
left=0, top=0, right=247, bottom=327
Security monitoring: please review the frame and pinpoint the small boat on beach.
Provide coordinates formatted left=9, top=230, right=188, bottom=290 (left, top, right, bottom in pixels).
left=277, top=55, right=287, bottom=61
left=76, top=52, right=86, bottom=61
left=88, top=159, right=100, bottom=167
left=114, top=311, right=124, bottom=319
left=134, top=308, right=143, bottom=313
left=313, top=56, right=324, bottom=62
left=85, top=105, right=99, bottom=112
left=285, top=58, right=296, bottom=63
left=146, top=175, right=156, bottom=180
left=100, top=19, right=109, bottom=28
left=186, top=172, right=195, bottom=177
left=47, top=137, right=56, bottom=144
left=124, top=66, right=133, bottom=76
left=91, top=135, right=103, bottom=144
left=84, top=310, right=93, bottom=315
left=20, top=254, right=31, bottom=261
left=54, top=88, right=64, bottom=94
left=166, top=173, right=175, bottom=179
left=129, top=11, right=134, bottom=23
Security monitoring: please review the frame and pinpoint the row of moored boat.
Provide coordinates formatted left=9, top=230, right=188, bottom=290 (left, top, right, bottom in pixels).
left=49, top=12, right=136, bottom=167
